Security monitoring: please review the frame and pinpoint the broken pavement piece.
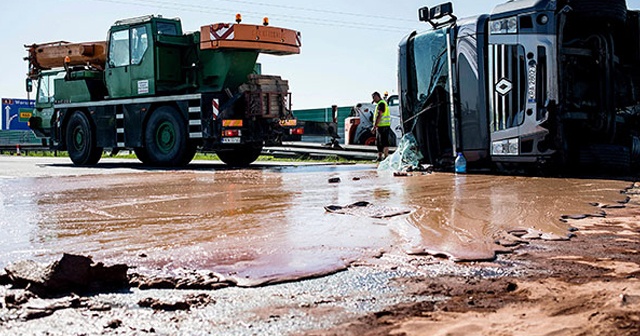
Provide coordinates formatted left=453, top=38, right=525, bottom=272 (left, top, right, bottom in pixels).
left=24, top=295, right=86, bottom=311
left=137, top=277, right=177, bottom=290
left=130, top=272, right=234, bottom=290
left=4, top=260, right=47, bottom=289
left=138, top=297, right=190, bottom=311
left=22, top=308, right=54, bottom=321
left=494, top=245, right=517, bottom=254
left=175, top=277, right=232, bottom=290
left=4, top=291, right=33, bottom=308
left=184, top=293, right=215, bottom=308
left=494, top=231, right=529, bottom=247
left=495, top=239, right=527, bottom=248
left=539, top=232, right=571, bottom=241
left=561, top=214, right=589, bottom=220
left=591, top=200, right=629, bottom=208
left=88, top=302, right=112, bottom=311
left=105, top=319, right=122, bottom=329
left=0, top=269, right=9, bottom=286
left=9, top=295, right=89, bottom=321
left=324, top=201, right=412, bottom=219
left=520, top=229, right=543, bottom=240
left=507, top=228, right=530, bottom=237
left=4, top=254, right=129, bottom=297
left=601, top=204, right=626, bottom=209
left=561, top=212, right=607, bottom=220
left=518, top=228, right=572, bottom=241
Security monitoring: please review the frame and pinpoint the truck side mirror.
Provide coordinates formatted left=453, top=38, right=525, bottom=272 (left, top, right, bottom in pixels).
left=430, top=3, right=453, bottom=20
left=419, top=2, right=456, bottom=29
left=26, top=78, right=33, bottom=93
left=419, top=7, right=430, bottom=22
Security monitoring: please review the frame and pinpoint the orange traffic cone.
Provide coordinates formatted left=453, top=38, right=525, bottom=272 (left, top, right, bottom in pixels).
left=16, top=144, right=20, bottom=156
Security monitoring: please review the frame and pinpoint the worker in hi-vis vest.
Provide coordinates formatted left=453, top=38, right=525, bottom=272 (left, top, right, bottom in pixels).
left=371, top=91, right=391, bottom=161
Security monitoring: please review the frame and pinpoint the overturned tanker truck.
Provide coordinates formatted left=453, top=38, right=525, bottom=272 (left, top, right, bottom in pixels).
left=26, top=15, right=303, bottom=167
left=399, top=0, right=640, bottom=173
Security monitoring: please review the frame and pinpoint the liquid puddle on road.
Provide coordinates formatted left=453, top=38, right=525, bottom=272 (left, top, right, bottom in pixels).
left=0, top=167, right=630, bottom=285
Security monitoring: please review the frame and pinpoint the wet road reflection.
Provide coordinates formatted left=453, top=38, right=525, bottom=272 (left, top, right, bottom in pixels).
left=0, top=166, right=630, bottom=284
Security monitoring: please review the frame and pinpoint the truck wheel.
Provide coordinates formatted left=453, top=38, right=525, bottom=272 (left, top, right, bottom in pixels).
left=144, top=106, right=189, bottom=167
left=364, top=137, right=376, bottom=146
left=356, top=130, right=376, bottom=146
left=569, top=0, right=627, bottom=24
left=217, top=144, right=263, bottom=167
left=65, top=111, right=102, bottom=165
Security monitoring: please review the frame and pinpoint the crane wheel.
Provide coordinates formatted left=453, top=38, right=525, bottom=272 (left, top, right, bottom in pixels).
left=144, top=106, right=189, bottom=167
left=65, top=111, right=102, bottom=166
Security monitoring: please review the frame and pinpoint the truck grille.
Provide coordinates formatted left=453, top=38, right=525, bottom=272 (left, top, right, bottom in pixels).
left=488, top=44, right=527, bottom=132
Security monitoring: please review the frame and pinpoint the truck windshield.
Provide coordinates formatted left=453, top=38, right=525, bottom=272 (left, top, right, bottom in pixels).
left=405, top=28, right=451, bottom=130
left=36, top=72, right=65, bottom=105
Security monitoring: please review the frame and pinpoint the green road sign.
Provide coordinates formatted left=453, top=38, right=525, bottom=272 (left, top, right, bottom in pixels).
left=19, top=108, right=33, bottom=122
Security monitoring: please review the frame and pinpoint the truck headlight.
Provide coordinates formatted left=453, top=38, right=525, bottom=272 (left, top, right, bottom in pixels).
left=489, top=17, right=518, bottom=35
left=490, top=20, right=504, bottom=34
left=507, top=17, right=518, bottom=33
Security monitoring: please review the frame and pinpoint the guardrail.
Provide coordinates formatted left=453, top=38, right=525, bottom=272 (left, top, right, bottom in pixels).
left=0, top=144, right=50, bottom=155
left=0, top=131, right=388, bottom=161
left=0, top=130, right=48, bottom=154
left=264, top=142, right=395, bottom=160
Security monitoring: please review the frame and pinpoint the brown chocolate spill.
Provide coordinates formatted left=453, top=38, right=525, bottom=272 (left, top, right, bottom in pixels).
left=399, top=174, right=628, bottom=261
left=0, top=170, right=630, bottom=283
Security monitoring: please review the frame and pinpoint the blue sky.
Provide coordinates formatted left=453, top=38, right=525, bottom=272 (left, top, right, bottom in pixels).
left=1, top=0, right=639, bottom=109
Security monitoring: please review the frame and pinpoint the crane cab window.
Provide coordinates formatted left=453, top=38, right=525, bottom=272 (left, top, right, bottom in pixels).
left=157, top=22, right=178, bottom=36
left=109, top=30, right=130, bottom=67
left=109, top=26, right=149, bottom=67
left=131, top=26, right=148, bottom=65
left=36, top=72, right=65, bottom=104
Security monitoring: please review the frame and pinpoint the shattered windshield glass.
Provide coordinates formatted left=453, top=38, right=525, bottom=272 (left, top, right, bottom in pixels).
left=406, top=28, right=451, bottom=131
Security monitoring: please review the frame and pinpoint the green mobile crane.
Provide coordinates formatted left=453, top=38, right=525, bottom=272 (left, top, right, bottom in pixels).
left=26, top=15, right=303, bottom=166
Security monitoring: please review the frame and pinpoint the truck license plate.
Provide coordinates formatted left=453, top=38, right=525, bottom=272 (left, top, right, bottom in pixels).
left=222, top=137, right=241, bottom=144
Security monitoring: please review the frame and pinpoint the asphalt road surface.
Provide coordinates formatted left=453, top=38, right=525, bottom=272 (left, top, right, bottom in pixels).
left=0, top=155, right=637, bottom=335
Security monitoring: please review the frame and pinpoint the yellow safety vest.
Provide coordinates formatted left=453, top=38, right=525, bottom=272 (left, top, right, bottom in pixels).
left=374, top=100, right=391, bottom=127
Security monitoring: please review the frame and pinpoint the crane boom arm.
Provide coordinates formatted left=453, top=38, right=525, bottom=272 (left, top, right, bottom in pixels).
left=25, top=41, right=106, bottom=79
